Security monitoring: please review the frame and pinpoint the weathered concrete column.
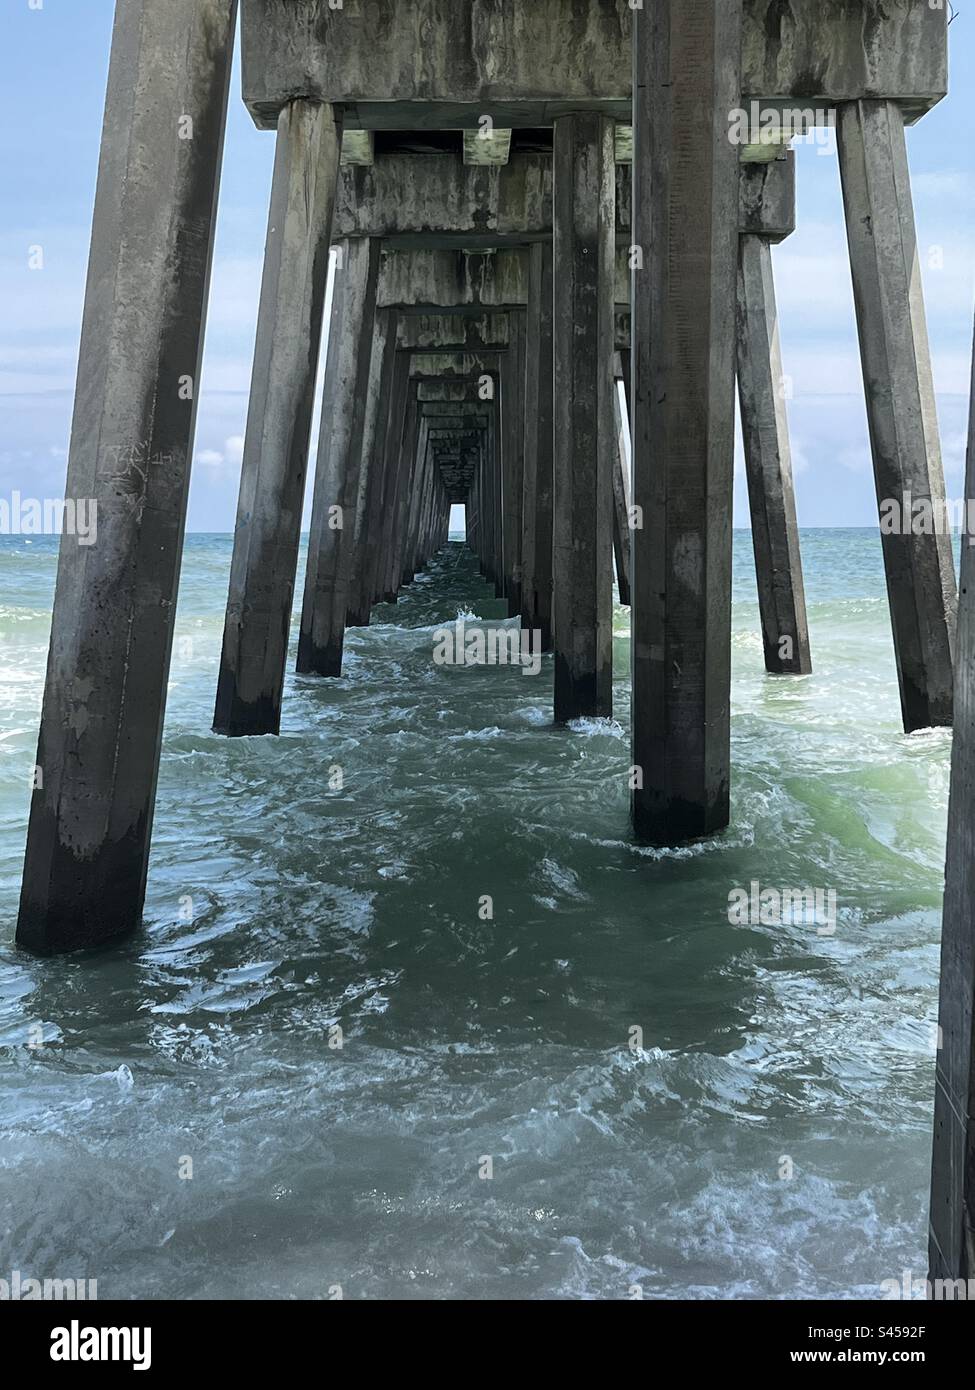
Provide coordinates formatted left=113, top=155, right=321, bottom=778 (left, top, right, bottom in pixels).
left=403, top=412, right=431, bottom=585
left=386, top=385, right=421, bottom=598
left=16, top=0, right=236, bottom=955
left=480, top=381, right=500, bottom=588
left=468, top=436, right=482, bottom=554
left=475, top=441, right=487, bottom=573
left=930, top=316, right=975, bottom=1285
left=837, top=99, right=956, bottom=731
left=373, top=352, right=412, bottom=604
left=347, top=309, right=396, bottom=626
left=552, top=112, right=616, bottom=723
left=477, top=438, right=487, bottom=578
left=214, top=99, right=341, bottom=735
left=412, top=420, right=437, bottom=577
left=736, top=233, right=811, bottom=675
left=465, top=416, right=481, bottom=556
left=298, top=237, right=382, bottom=676
left=478, top=418, right=490, bottom=576
left=418, top=446, right=440, bottom=570
left=494, top=397, right=505, bottom=597
left=489, top=390, right=504, bottom=598
left=501, top=313, right=526, bottom=617
left=611, top=354, right=632, bottom=608
left=522, top=241, right=554, bottom=650
left=631, top=0, right=742, bottom=843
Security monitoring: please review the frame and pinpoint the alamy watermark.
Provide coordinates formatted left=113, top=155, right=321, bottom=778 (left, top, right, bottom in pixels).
left=728, top=880, right=837, bottom=936
left=433, top=616, right=542, bottom=676
left=880, top=491, right=975, bottom=544
left=50, top=1321, right=151, bottom=1372
left=728, top=100, right=836, bottom=156
left=882, top=1270, right=975, bottom=1301
left=0, top=1269, right=97, bottom=1300
left=0, top=493, right=97, bottom=545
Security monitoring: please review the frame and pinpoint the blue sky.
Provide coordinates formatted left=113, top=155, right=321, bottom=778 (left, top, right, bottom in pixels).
left=1, top=0, right=973, bottom=532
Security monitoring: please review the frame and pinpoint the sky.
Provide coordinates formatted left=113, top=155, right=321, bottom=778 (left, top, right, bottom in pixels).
left=1, top=0, right=973, bottom=533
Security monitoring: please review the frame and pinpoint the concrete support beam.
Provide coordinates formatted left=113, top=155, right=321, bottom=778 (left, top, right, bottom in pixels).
left=386, top=385, right=421, bottom=599
left=16, top=0, right=236, bottom=955
left=930, top=316, right=975, bottom=1284
left=631, top=0, right=742, bottom=843
left=472, top=431, right=484, bottom=567
left=397, top=312, right=510, bottom=353
left=242, top=0, right=947, bottom=131
left=378, top=246, right=530, bottom=310
left=348, top=309, right=397, bottom=625
left=837, top=99, right=956, bottom=732
left=403, top=414, right=431, bottom=584
left=552, top=112, right=616, bottom=723
left=489, top=396, right=504, bottom=596
left=410, top=351, right=501, bottom=379
left=736, top=233, right=811, bottom=676
left=414, top=432, right=449, bottom=571
left=412, top=440, right=432, bottom=577
left=521, top=241, right=554, bottom=649
left=370, top=352, right=412, bottom=605
left=501, top=312, right=526, bottom=616
left=214, top=99, right=341, bottom=735
left=335, top=151, right=555, bottom=246
left=416, top=378, right=484, bottom=402
left=298, top=238, right=382, bottom=676
left=334, top=144, right=794, bottom=258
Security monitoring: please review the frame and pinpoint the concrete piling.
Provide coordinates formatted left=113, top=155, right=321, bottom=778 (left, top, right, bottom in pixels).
left=16, top=0, right=237, bottom=954
left=404, top=413, right=432, bottom=585
left=837, top=99, right=956, bottom=732
left=213, top=99, right=341, bottom=735
left=735, top=157, right=811, bottom=678
left=372, top=353, right=413, bottom=605
left=630, top=0, right=742, bottom=843
left=552, top=112, right=616, bottom=724
left=521, top=242, right=555, bottom=651
left=501, top=313, right=527, bottom=617
left=386, top=385, right=422, bottom=599
left=347, top=309, right=396, bottom=627
left=298, top=237, right=382, bottom=676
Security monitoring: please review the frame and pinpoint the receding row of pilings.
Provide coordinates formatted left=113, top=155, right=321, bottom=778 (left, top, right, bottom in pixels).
left=15, top=0, right=956, bottom=928
left=218, top=149, right=803, bottom=739
left=12, top=0, right=974, bottom=1291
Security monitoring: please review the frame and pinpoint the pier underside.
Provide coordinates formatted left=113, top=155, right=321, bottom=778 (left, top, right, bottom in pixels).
left=14, top=0, right=975, bottom=1297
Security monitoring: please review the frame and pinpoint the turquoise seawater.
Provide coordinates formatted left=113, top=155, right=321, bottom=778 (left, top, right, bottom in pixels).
left=0, top=530, right=949, bottom=1299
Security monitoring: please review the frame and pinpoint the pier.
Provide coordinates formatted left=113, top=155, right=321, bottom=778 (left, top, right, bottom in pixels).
left=12, top=0, right=973, bottom=1293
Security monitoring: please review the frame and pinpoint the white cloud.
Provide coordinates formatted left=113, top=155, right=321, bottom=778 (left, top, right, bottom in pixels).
left=224, top=435, right=245, bottom=466
left=193, top=435, right=246, bottom=471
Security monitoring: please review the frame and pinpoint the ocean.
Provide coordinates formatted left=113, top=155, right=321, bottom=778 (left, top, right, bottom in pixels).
left=0, top=529, right=947, bottom=1299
